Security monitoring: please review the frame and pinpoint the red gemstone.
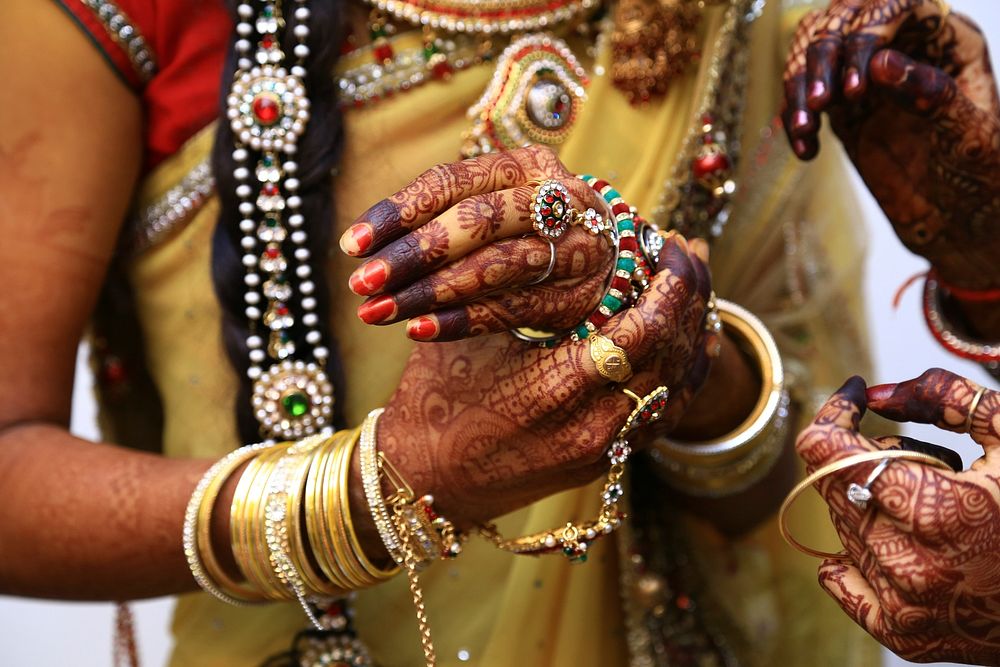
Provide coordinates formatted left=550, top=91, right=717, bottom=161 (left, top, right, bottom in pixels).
left=433, top=62, right=453, bottom=79
left=612, top=203, right=630, bottom=216
left=544, top=194, right=555, bottom=204
left=276, top=304, right=289, bottom=316
left=265, top=247, right=280, bottom=259
left=262, top=34, right=276, bottom=50
left=252, top=94, right=281, bottom=126
left=590, top=311, right=610, bottom=326
left=373, top=42, right=394, bottom=64
left=540, top=206, right=551, bottom=216
left=620, top=237, right=638, bottom=252
left=552, top=96, right=569, bottom=117
left=610, top=276, right=631, bottom=292
left=263, top=182, right=279, bottom=196
left=692, top=151, right=730, bottom=179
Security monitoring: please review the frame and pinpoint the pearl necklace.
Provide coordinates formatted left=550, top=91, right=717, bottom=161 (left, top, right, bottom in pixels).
left=227, top=1, right=334, bottom=441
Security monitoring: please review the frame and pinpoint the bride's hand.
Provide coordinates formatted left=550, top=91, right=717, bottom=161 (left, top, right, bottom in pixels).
left=338, top=145, right=617, bottom=341
left=781, top=1, right=1000, bottom=290
left=374, top=232, right=711, bottom=527
left=795, top=370, right=1000, bottom=665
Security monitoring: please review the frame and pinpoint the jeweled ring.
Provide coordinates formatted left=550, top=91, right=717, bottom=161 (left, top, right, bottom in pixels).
left=589, top=334, right=633, bottom=384
left=528, top=238, right=557, bottom=286
left=846, top=458, right=892, bottom=510
left=571, top=207, right=614, bottom=246
left=532, top=180, right=574, bottom=240
left=620, top=386, right=670, bottom=436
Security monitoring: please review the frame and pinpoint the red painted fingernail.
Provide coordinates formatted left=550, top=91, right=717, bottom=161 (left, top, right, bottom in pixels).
left=793, top=139, right=809, bottom=156
left=866, top=383, right=898, bottom=404
left=407, top=316, right=438, bottom=341
left=357, top=295, right=396, bottom=324
left=808, top=80, right=826, bottom=102
left=340, top=224, right=373, bottom=256
left=792, top=110, right=810, bottom=130
left=844, top=68, right=861, bottom=92
left=349, top=261, right=388, bottom=296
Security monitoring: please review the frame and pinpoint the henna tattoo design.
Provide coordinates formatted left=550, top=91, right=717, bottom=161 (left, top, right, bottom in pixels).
left=782, top=1, right=1000, bottom=301
left=799, top=369, right=1000, bottom=664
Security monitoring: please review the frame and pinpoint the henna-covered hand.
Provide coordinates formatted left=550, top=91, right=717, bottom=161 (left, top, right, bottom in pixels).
left=795, top=370, right=1000, bottom=665
left=782, top=1, right=1000, bottom=293
left=338, top=145, right=615, bottom=341
left=373, top=233, right=711, bottom=529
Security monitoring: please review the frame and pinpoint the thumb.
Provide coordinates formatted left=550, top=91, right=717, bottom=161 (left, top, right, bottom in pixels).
left=867, top=368, right=999, bottom=452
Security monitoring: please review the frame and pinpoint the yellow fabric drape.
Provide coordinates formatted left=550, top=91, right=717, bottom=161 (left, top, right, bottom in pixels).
left=122, top=2, right=880, bottom=665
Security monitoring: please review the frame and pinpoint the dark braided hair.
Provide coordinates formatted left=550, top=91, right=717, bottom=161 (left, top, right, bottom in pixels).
left=212, top=0, right=348, bottom=445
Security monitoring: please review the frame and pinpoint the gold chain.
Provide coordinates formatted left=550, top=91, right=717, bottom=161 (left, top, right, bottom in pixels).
left=393, top=498, right=437, bottom=667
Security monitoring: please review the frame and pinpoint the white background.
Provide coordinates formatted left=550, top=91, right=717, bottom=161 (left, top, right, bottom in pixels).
left=1, top=1, right=998, bottom=664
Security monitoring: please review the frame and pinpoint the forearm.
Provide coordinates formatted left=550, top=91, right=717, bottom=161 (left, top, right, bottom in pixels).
left=0, top=423, right=209, bottom=600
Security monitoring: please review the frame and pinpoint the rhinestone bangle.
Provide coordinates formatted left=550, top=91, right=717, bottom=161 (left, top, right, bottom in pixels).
left=182, top=441, right=276, bottom=607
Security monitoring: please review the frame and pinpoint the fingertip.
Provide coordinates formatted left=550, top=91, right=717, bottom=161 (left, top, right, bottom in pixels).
left=806, top=79, right=830, bottom=111
left=407, top=315, right=439, bottom=341
left=348, top=260, right=389, bottom=297
left=357, top=294, right=397, bottom=325
left=843, top=67, right=864, bottom=99
left=792, top=137, right=819, bottom=161
left=838, top=375, right=869, bottom=405
left=340, top=223, right=374, bottom=256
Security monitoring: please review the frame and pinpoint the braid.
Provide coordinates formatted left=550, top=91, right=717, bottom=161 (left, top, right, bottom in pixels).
left=211, top=1, right=348, bottom=445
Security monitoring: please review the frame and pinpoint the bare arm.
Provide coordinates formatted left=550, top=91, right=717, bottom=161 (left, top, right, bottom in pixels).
left=0, top=0, right=211, bottom=600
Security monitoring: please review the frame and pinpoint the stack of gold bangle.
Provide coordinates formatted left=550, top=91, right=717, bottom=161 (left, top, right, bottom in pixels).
left=185, top=427, right=403, bottom=628
left=650, top=299, right=790, bottom=497
left=185, top=412, right=463, bottom=666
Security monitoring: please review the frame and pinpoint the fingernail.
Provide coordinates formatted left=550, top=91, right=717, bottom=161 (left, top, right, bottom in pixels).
left=357, top=294, right=396, bottom=324
left=866, top=383, right=899, bottom=404
left=688, top=238, right=710, bottom=263
left=340, top=224, right=373, bottom=256
left=837, top=375, right=868, bottom=404
left=349, top=261, right=387, bottom=296
left=407, top=316, right=438, bottom=341
left=793, top=110, right=811, bottom=130
left=793, top=139, right=809, bottom=157
left=845, top=68, right=861, bottom=92
left=808, top=79, right=827, bottom=102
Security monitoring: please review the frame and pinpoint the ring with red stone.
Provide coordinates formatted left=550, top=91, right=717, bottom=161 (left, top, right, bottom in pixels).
left=531, top=180, right=574, bottom=240
left=619, top=386, right=670, bottom=436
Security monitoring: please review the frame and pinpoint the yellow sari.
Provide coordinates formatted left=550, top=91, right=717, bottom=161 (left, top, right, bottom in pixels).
left=104, top=1, right=879, bottom=665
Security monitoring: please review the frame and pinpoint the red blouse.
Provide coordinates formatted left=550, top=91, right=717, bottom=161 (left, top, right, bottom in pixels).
left=54, top=0, right=231, bottom=170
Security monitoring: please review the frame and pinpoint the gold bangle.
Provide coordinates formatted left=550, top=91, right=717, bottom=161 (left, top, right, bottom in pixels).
left=183, top=442, right=275, bottom=606
left=263, top=435, right=327, bottom=623
left=287, top=436, right=345, bottom=597
left=243, top=446, right=293, bottom=599
left=651, top=299, right=787, bottom=495
left=230, top=445, right=290, bottom=599
left=304, top=432, right=353, bottom=590
left=327, top=429, right=378, bottom=587
left=337, top=428, right=398, bottom=583
left=778, top=450, right=954, bottom=560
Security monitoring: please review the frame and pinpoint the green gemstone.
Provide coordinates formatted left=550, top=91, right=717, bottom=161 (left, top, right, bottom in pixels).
left=265, top=215, right=279, bottom=227
left=423, top=43, right=440, bottom=60
left=262, top=154, right=274, bottom=167
left=604, top=189, right=620, bottom=201
left=262, top=5, right=274, bottom=17
left=281, top=391, right=309, bottom=418
left=602, top=294, right=623, bottom=312
left=575, top=553, right=588, bottom=564
left=574, top=325, right=590, bottom=340
left=562, top=546, right=574, bottom=556
left=617, top=219, right=635, bottom=232
left=617, top=257, right=636, bottom=272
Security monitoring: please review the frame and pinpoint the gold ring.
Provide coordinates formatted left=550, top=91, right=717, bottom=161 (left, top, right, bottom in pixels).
left=619, top=386, right=670, bottom=436
left=778, top=450, right=954, bottom=560
left=966, top=386, right=987, bottom=434
left=532, top=180, right=574, bottom=240
left=589, top=334, right=633, bottom=384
